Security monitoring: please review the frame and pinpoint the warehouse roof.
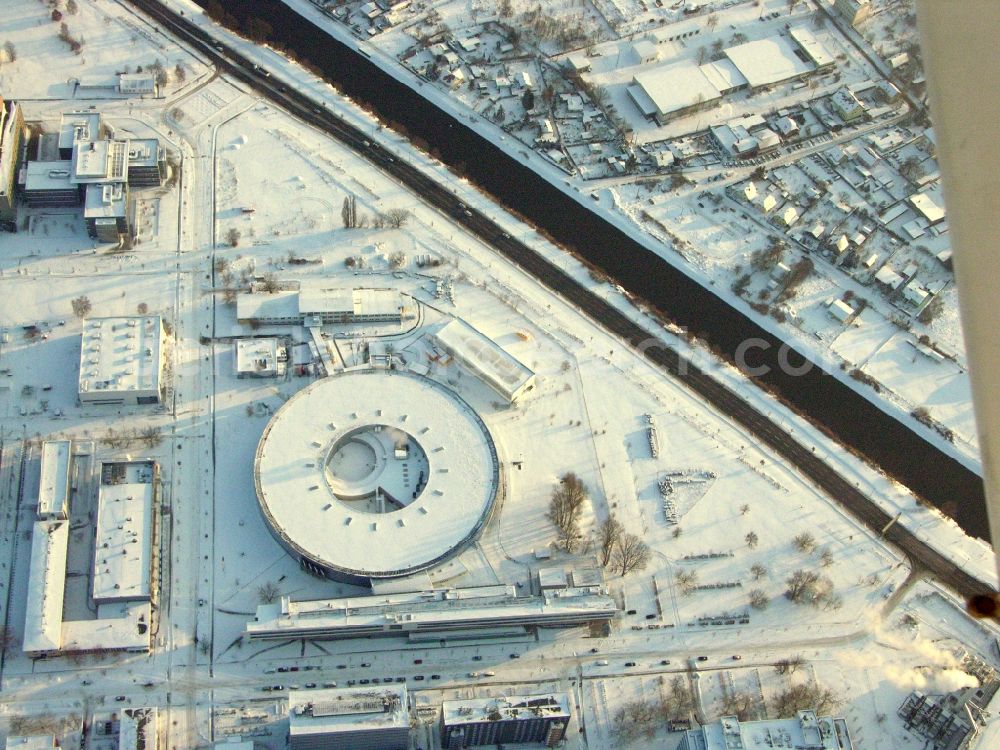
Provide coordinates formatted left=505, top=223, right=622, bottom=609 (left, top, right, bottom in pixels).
left=631, top=62, right=722, bottom=117
left=92, top=462, right=155, bottom=601
left=38, top=440, right=71, bottom=518
left=724, top=35, right=812, bottom=88
left=78, top=316, right=163, bottom=398
left=23, top=520, right=69, bottom=654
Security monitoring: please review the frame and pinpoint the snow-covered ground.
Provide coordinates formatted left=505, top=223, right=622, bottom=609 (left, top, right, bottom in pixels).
left=0, top=2, right=997, bottom=750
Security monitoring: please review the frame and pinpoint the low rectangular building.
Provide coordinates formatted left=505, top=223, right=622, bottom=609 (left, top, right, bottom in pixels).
left=289, top=685, right=409, bottom=750
left=118, top=73, right=157, bottom=96
left=126, top=140, right=165, bottom=187
left=299, top=287, right=405, bottom=325
left=431, top=318, right=535, bottom=403
left=38, top=440, right=71, bottom=520
left=72, top=139, right=128, bottom=184
left=23, top=520, right=69, bottom=656
left=831, top=89, right=866, bottom=123
left=789, top=27, right=835, bottom=69
left=441, top=693, right=570, bottom=748
left=78, top=316, right=165, bottom=406
left=83, top=182, right=131, bottom=242
left=236, top=291, right=299, bottom=325
left=681, top=710, right=854, bottom=750
left=22, top=161, right=78, bottom=207
left=246, top=585, right=618, bottom=642
left=628, top=62, right=724, bottom=124
left=724, top=36, right=813, bottom=89
left=909, top=188, right=946, bottom=225
left=58, top=111, right=104, bottom=159
left=92, top=461, right=156, bottom=603
left=235, top=337, right=285, bottom=378
left=236, top=288, right=406, bottom=326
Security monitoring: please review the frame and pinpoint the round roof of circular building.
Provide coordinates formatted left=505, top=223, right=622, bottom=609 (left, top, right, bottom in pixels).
left=254, top=369, right=499, bottom=580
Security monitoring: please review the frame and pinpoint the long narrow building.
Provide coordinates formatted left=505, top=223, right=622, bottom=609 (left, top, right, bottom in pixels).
left=246, top=584, right=617, bottom=641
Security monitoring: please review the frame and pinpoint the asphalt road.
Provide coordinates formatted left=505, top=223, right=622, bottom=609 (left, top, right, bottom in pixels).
left=126, top=0, right=997, bottom=608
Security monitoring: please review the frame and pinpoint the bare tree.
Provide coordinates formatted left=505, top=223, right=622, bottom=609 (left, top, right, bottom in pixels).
left=341, top=194, right=358, bottom=228
left=388, top=251, right=406, bottom=269
left=597, top=514, right=624, bottom=567
left=774, top=655, right=807, bottom=675
left=140, top=425, right=162, bottom=448
left=174, top=62, right=186, bottom=82
left=793, top=532, right=816, bottom=553
left=225, top=227, right=241, bottom=247
left=547, top=473, right=588, bottom=552
left=772, top=683, right=838, bottom=717
left=785, top=569, right=819, bottom=602
left=669, top=675, right=695, bottom=717
left=612, top=700, right=658, bottom=741
left=257, top=581, right=280, bottom=604
left=67, top=0, right=79, bottom=14
left=260, top=272, right=280, bottom=294
left=3, top=41, right=16, bottom=62
left=785, top=570, right=836, bottom=607
left=384, top=208, right=410, bottom=228
left=819, top=548, right=834, bottom=567
left=749, top=588, right=769, bottom=610
left=612, top=533, right=651, bottom=576
left=675, top=569, right=699, bottom=595
left=745, top=531, right=759, bottom=549
left=740, top=503, right=750, bottom=515
left=722, top=691, right=756, bottom=721
left=71, top=295, right=92, bottom=318
left=151, top=60, right=168, bottom=87
left=750, top=563, right=768, bottom=580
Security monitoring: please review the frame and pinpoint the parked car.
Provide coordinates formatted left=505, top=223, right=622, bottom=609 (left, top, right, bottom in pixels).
left=624, top=662, right=637, bottom=667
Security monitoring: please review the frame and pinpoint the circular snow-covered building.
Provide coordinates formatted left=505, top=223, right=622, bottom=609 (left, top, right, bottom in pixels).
left=254, top=369, right=501, bottom=586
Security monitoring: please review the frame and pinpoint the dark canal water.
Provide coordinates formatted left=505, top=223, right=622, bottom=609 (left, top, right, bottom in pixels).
left=199, top=0, right=989, bottom=541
